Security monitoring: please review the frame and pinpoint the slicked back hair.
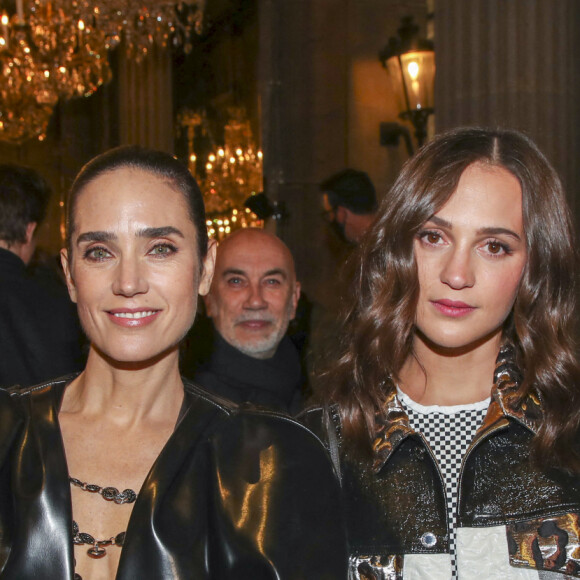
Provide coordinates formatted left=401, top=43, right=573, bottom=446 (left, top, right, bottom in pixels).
left=66, top=146, right=208, bottom=261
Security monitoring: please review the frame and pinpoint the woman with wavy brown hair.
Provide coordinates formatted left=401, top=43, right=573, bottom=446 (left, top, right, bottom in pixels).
left=303, top=126, right=580, bottom=579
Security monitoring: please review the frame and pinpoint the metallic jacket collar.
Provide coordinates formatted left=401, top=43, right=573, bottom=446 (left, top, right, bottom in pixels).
left=371, top=345, right=543, bottom=473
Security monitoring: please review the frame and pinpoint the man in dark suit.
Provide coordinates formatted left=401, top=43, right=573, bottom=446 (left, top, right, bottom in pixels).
left=0, top=164, right=84, bottom=387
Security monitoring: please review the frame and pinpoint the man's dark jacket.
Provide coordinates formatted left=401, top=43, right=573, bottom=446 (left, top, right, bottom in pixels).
left=193, top=333, right=303, bottom=414
left=0, top=248, right=84, bottom=387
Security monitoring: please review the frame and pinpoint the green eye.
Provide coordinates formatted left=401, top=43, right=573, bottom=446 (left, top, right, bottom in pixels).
left=84, top=246, right=111, bottom=261
left=150, top=244, right=177, bottom=256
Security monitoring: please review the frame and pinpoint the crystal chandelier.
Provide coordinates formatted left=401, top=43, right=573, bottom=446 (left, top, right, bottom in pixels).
left=0, top=0, right=204, bottom=144
left=179, top=107, right=264, bottom=241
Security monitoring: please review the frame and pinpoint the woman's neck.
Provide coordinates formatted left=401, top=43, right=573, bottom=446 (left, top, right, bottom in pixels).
left=60, top=346, right=184, bottom=425
left=398, top=331, right=501, bottom=406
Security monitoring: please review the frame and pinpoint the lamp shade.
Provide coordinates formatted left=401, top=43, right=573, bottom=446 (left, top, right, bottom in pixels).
left=386, top=49, right=435, bottom=114
left=379, top=16, right=435, bottom=147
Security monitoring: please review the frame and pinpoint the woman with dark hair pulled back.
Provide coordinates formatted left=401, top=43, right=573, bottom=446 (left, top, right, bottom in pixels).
left=0, top=145, right=347, bottom=579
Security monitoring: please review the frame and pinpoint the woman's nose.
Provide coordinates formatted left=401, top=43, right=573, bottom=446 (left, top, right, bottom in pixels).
left=440, top=247, right=475, bottom=290
left=112, top=258, right=149, bottom=297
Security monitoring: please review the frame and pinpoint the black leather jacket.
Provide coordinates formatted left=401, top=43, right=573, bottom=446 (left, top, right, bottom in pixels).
left=301, top=351, right=580, bottom=578
left=0, top=376, right=347, bottom=579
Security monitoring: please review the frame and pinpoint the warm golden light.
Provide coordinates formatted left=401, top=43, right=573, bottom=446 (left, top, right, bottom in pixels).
left=0, top=0, right=205, bottom=144
left=407, top=61, right=419, bottom=80
left=181, top=108, right=264, bottom=242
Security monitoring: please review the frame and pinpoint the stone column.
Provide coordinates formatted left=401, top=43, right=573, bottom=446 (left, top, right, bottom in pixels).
left=117, top=45, right=174, bottom=151
left=435, top=0, right=580, bottom=219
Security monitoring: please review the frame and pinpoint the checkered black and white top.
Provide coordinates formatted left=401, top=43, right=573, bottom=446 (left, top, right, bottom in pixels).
left=397, top=389, right=490, bottom=579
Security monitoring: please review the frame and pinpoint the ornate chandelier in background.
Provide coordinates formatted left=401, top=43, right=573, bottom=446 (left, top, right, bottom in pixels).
left=179, top=107, right=264, bottom=241
left=0, top=0, right=204, bottom=144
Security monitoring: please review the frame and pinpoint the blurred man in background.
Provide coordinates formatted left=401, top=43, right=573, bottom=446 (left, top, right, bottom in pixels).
left=0, top=164, right=84, bottom=387
left=320, top=168, right=377, bottom=244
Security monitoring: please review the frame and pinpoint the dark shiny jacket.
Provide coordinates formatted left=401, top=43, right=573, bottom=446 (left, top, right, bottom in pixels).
left=0, top=248, right=84, bottom=388
left=302, top=352, right=580, bottom=578
left=0, top=376, right=347, bottom=579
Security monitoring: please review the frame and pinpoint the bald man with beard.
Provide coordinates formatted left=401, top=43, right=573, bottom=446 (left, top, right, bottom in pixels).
left=192, top=228, right=304, bottom=413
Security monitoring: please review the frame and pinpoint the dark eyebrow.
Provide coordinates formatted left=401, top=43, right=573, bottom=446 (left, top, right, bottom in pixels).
left=426, top=215, right=522, bottom=241
left=221, top=268, right=288, bottom=280
left=76, top=226, right=184, bottom=246
left=263, top=268, right=288, bottom=279
left=137, top=226, right=184, bottom=239
left=477, top=226, right=522, bottom=241
left=76, top=231, right=116, bottom=245
left=428, top=215, right=452, bottom=229
left=222, top=268, right=246, bottom=277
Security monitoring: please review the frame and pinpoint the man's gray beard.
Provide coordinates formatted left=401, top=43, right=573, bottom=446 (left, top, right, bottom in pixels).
left=230, top=330, right=282, bottom=359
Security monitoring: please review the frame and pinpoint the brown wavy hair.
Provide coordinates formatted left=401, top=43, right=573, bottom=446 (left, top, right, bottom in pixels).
left=322, top=126, right=580, bottom=472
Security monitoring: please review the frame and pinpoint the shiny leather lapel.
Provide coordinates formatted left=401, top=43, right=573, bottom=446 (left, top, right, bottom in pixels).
left=371, top=345, right=542, bottom=473
left=9, top=380, right=74, bottom=578
left=491, top=344, right=542, bottom=434
left=118, top=384, right=223, bottom=577
left=372, top=389, right=414, bottom=473
left=471, top=345, right=542, bottom=448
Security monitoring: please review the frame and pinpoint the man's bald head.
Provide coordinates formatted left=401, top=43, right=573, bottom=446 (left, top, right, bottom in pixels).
left=204, top=228, right=300, bottom=359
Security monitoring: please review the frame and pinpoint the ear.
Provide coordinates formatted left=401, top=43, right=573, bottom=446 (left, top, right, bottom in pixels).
left=203, top=293, right=215, bottom=318
left=60, top=248, right=78, bottom=303
left=290, top=281, right=301, bottom=319
left=198, top=239, right=216, bottom=297
left=25, top=222, right=37, bottom=244
left=335, top=206, right=348, bottom=224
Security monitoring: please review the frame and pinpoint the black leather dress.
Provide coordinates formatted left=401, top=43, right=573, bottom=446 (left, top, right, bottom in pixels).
left=0, top=377, right=347, bottom=579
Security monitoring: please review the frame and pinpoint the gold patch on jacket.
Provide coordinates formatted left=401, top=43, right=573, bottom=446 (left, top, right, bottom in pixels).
left=349, top=554, right=403, bottom=580
left=507, top=514, right=580, bottom=575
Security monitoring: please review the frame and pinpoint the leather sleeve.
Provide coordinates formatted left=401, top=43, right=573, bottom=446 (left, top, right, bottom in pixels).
left=0, top=389, right=24, bottom=572
left=207, top=410, right=348, bottom=579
